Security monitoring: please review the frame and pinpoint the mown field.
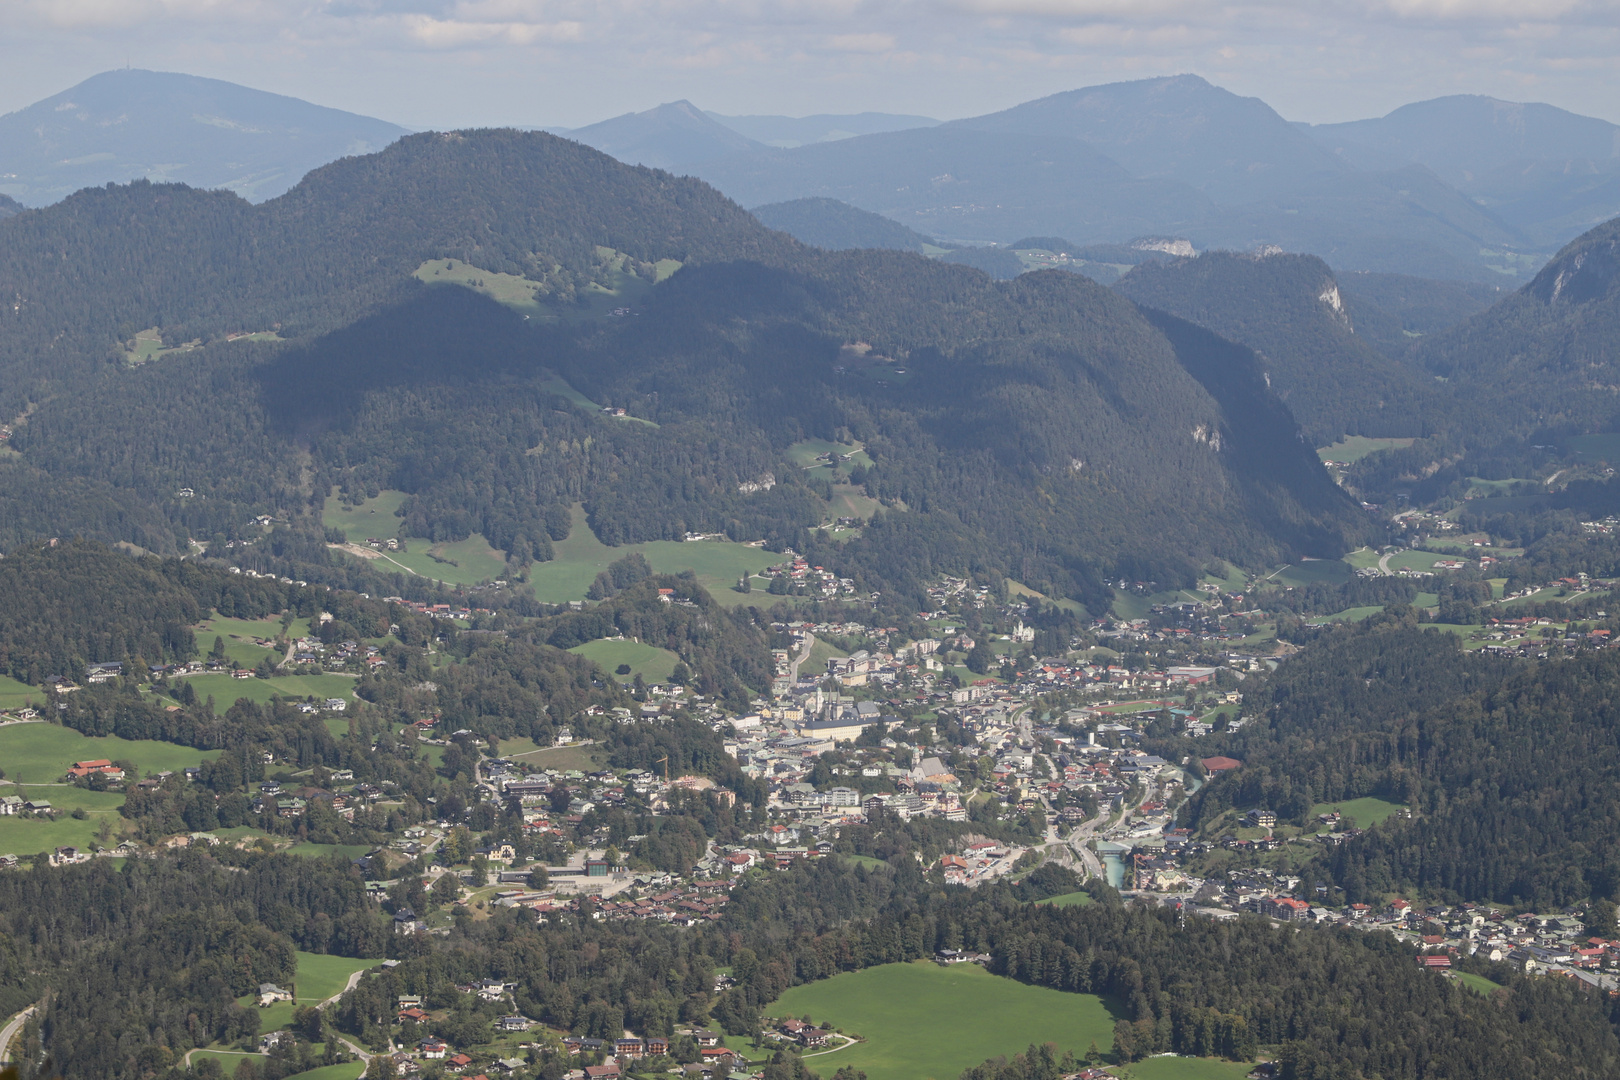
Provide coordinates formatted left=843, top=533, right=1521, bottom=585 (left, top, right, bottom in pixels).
left=770, top=962, right=1122, bottom=1080
left=1317, top=436, right=1415, bottom=463
left=236, top=951, right=382, bottom=1032
left=321, top=490, right=507, bottom=585
left=0, top=722, right=214, bottom=784
left=0, top=786, right=129, bottom=856
left=0, top=675, right=42, bottom=711
left=181, top=672, right=358, bottom=708
left=567, top=638, right=681, bottom=683
left=1035, top=892, right=1095, bottom=908
left=1309, top=797, right=1406, bottom=829
left=527, top=505, right=778, bottom=606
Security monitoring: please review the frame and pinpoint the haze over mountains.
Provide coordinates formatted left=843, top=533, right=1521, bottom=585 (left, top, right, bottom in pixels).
left=0, top=69, right=408, bottom=206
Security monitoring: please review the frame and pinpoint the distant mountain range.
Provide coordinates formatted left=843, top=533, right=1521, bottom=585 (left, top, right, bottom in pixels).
left=0, top=69, right=409, bottom=207
left=553, top=76, right=1620, bottom=283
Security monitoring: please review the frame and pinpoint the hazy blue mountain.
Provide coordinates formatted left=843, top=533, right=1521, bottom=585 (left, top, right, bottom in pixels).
left=0, top=194, right=20, bottom=220
left=557, top=101, right=766, bottom=173
left=954, top=74, right=1349, bottom=205
left=1306, top=96, right=1620, bottom=248
left=0, top=69, right=408, bottom=206
left=695, top=125, right=1213, bottom=245
left=708, top=111, right=937, bottom=147
left=752, top=197, right=935, bottom=251
left=1334, top=271, right=1507, bottom=360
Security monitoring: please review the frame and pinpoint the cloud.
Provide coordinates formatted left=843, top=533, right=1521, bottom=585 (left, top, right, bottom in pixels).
left=828, top=32, right=897, bottom=51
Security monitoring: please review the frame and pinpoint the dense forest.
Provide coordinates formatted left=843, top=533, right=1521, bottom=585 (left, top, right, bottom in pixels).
left=0, top=128, right=1371, bottom=610
left=1180, top=612, right=1620, bottom=908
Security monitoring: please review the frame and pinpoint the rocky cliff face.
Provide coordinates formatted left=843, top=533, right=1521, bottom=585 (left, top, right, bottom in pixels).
left=1526, top=217, right=1620, bottom=307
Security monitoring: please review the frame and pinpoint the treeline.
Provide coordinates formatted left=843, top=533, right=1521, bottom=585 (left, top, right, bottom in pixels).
left=1182, top=611, right=1620, bottom=908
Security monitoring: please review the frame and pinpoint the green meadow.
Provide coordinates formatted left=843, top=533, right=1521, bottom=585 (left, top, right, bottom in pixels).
left=321, top=489, right=507, bottom=585
left=1309, top=797, right=1406, bottom=829
left=1034, top=891, right=1095, bottom=908
left=238, top=951, right=382, bottom=1031
left=0, top=722, right=214, bottom=785
left=0, top=787, right=129, bottom=856
left=527, top=505, right=778, bottom=606
left=1270, top=559, right=1352, bottom=587
left=182, top=673, right=358, bottom=708
left=568, top=638, right=681, bottom=683
left=1317, top=436, right=1416, bottom=463
left=0, top=675, right=43, bottom=711
left=770, top=962, right=1122, bottom=1080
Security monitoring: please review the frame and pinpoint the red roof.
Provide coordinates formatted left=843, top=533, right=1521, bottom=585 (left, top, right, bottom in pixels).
left=1201, top=756, right=1242, bottom=772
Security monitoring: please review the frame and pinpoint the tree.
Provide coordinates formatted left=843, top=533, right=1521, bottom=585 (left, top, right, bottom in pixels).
left=211, top=635, right=228, bottom=662
left=965, top=639, right=994, bottom=675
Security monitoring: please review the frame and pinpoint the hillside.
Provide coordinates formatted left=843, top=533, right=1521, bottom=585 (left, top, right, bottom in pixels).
left=752, top=197, right=935, bottom=252
left=1113, top=251, right=1444, bottom=443
left=0, top=128, right=1368, bottom=609
left=708, top=111, right=938, bottom=147
left=1334, top=271, right=1506, bottom=360
left=1414, top=214, right=1620, bottom=431
left=0, top=69, right=407, bottom=207
left=1307, top=95, right=1620, bottom=248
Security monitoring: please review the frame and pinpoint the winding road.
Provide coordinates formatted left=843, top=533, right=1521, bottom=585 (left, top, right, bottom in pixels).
left=0, top=1004, right=35, bottom=1064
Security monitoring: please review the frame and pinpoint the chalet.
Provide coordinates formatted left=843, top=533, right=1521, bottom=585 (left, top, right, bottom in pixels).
left=691, top=1030, right=721, bottom=1047
left=397, top=1007, right=429, bottom=1025
left=258, top=983, right=294, bottom=1007
left=446, top=1054, right=475, bottom=1072
left=614, top=1038, right=645, bottom=1057
left=585, top=1066, right=621, bottom=1080
left=420, top=1040, right=449, bottom=1059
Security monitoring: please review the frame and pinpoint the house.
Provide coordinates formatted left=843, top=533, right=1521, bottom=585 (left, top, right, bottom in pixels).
left=645, top=1036, right=670, bottom=1056
left=419, top=1040, right=449, bottom=1059
left=397, top=1007, right=429, bottom=1024
left=691, top=1030, right=721, bottom=1047
left=446, top=1053, right=475, bottom=1071
left=258, top=983, right=294, bottom=1007
left=66, top=758, right=125, bottom=781
left=260, top=1032, right=295, bottom=1052
left=1260, top=897, right=1310, bottom=921
left=496, top=1015, right=534, bottom=1032
left=699, top=1048, right=736, bottom=1067
left=614, top=1038, right=645, bottom=1057
left=585, top=1064, right=621, bottom=1080
left=1245, top=808, right=1276, bottom=828
left=0, top=796, right=22, bottom=815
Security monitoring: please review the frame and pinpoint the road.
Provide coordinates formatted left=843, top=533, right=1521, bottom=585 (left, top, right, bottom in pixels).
left=1378, top=550, right=1394, bottom=574
left=0, top=1004, right=35, bottom=1064
left=787, top=632, right=816, bottom=682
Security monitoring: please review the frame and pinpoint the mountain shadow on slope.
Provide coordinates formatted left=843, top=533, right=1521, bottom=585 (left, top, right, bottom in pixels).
left=1115, top=251, right=1444, bottom=443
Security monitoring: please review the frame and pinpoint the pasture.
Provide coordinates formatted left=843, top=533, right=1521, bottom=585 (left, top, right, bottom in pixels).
left=787, top=438, right=874, bottom=472
left=527, top=505, right=778, bottom=606
left=1128, top=1058, right=1256, bottom=1080
left=181, top=673, right=358, bottom=709
left=0, top=722, right=213, bottom=785
left=193, top=614, right=310, bottom=669
left=497, top=741, right=604, bottom=773
left=0, top=675, right=42, bottom=711
left=1316, top=436, right=1415, bottom=463
left=769, top=961, right=1123, bottom=1080
left=414, top=258, right=544, bottom=311
left=1385, top=550, right=1467, bottom=574
left=1450, top=971, right=1502, bottom=996
left=568, top=638, right=681, bottom=683
left=0, top=787, right=129, bottom=856
left=1309, top=797, right=1405, bottom=829
left=321, top=489, right=507, bottom=585
left=1034, top=891, right=1095, bottom=908
left=238, top=951, right=382, bottom=1032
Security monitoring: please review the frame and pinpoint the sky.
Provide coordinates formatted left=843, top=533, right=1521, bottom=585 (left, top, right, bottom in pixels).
left=2, top=0, right=1619, bottom=129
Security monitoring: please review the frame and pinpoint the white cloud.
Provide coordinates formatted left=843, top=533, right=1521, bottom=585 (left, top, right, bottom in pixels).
left=828, top=32, right=896, bottom=51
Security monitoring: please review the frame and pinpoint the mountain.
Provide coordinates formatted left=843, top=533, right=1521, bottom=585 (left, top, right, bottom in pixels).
left=751, top=197, right=936, bottom=252
left=685, top=76, right=1534, bottom=280
left=558, top=101, right=767, bottom=173
left=1414, top=214, right=1620, bottom=431
left=695, top=125, right=1213, bottom=245
left=0, top=194, right=19, bottom=220
left=1333, top=271, right=1507, bottom=361
left=0, top=128, right=1368, bottom=606
left=1114, top=250, right=1443, bottom=444
left=1306, top=96, right=1620, bottom=248
left=0, top=69, right=408, bottom=206
left=956, top=74, right=1348, bottom=205
left=708, top=111, right=937, bottom=147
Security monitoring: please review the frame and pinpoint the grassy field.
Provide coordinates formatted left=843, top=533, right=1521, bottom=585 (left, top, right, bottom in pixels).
left=1310, top=605, right=1384, bottom=624
left=0, top=676, right=43, bottom=711
left=189, top=1050, right=266, bottom=1072
left=283, top=1064, right=365, bottom=1080
left=1341, top=547, right=1383, bottom=570
left=1309, top=797, right=1405, bottom=829
left=239, top=951, right=382, bottom=1031
left=1385, top=550, right=1465, bottom=574
left=322, top=490, right=507, bottom=585
left=0, top=722, right=214, bottom=785
left=182, top=673, right=358, bottom=708
left=527, top=505, right=779, bottom=605
left=568, top=638, right=681, bottom=683
left=844, top=855, right=891, bottom=871
left=286, top=842, right=375, bottom=860
left=1034, top=891, right=1095, bottom=908
left=415, top=258, right=545, bottom=311
left=770, top=962, right=1123, bottom=1080
left=498, top=741, right=604, bottom=773
left=1450, top=971, right=1503, bottom=996
left=1270, top=559, right=1352, bottom=587
left=786, top=438, right=874, bottom=473
left=193, top=614, right=310, bottom=669
left=1317, top=436, right=1416, bottom=463
left=0, top=787, right=130, bottom=856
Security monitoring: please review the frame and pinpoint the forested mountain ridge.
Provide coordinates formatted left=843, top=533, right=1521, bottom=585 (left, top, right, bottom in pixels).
left=1413, top=213, right=1620, bottom=432
left=1181, top=612, right=1620, bottom=909
left=0, top=128, right=1370, bottom=607
left=1114, top=251, right=1444, bottom=443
